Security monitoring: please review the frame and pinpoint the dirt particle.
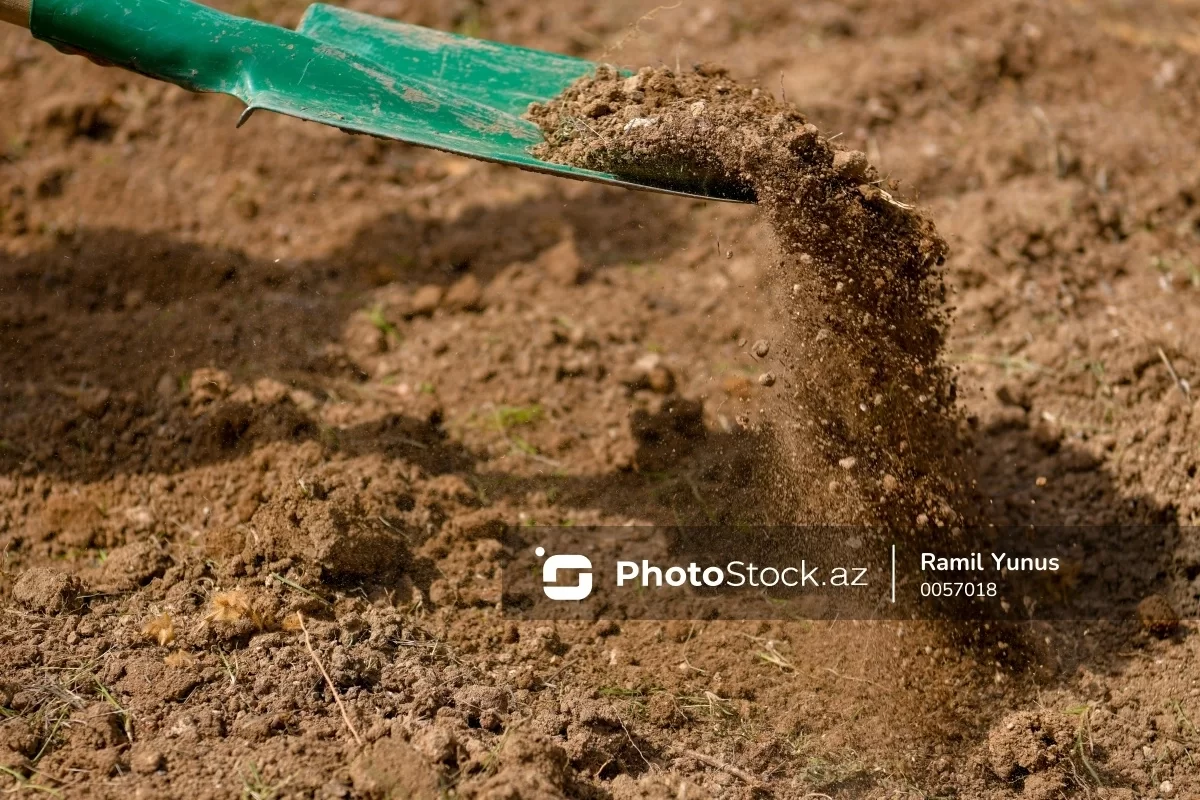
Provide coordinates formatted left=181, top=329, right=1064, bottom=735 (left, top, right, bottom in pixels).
left=1137, top=594, right=1179, bottom=637
left=832, top=149, right=872, bottom=181
left=454, top=684, right=508, bottom=732
left=750, top=339, right=770, bottom=358
left=188, top=367, right=232, bottom=406
left=204, top=526, right=245, bottom=559
left=129, top=744, right=166, bottom=775
left=537, top=237, right=587, bottom=286
left=442, top=274, right=485, bottom=312
left=985, top=711, right=1072, bottom=780
left=647, top=692, right=684, bottom=728
left=250, top=478, right=410, bottom=578
left=350, top=736, right=440, bottom=799
left=622, top=355, right=676, bottom=395
left=74, top=386, right=111, bottom=418
left=408, top=284, right=444, bottom=317
left=101, top=540, right=172, bottom=591
left=12, top=568, right=82, bottom=614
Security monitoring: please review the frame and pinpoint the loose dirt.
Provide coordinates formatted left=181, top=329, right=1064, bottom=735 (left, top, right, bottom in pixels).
left=3, top=0, right=1200, bottom=798
left=529, top=63, right=969, bottom=532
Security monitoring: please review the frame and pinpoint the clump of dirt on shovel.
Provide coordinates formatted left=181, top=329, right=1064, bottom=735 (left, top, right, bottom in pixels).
left=528, top=64, right=970, bottom=531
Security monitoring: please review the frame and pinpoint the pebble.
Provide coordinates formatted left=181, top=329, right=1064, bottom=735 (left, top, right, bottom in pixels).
left=758, top=372, right=776, bottom=387
left=1159, top=780, right=1174, bottom=798
left=130, top=745, right=166, bottom=775
left=623, top=116, right=658, bottom=132
left=838, top=456, right=857, bottom=469
left=751, top=339, right=770, bottom=358
left=832, top=149, right=871, bottom=181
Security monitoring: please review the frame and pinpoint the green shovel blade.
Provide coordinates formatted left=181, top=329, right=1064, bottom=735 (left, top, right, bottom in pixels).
left=29, top=0, right=753, bottom=202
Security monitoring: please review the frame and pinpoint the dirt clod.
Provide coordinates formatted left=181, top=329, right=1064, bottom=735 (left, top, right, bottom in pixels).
left=12, top=568, right=82, bottom=614
left=1137, top=594, right=1180, bottom=637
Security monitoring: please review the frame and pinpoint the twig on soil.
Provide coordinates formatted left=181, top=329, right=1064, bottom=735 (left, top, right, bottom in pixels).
left=268, top=573, right=332, bottom=606
left=1157, top=347, right=1191, bottom=399
left=375, top=516, right=411, bottom=541
left=821, top=667, right=882, bottom=690
left=297, top=613, right=363, bottom=747
left=608, top=704, right=652, bottom=771
left=681, top=749, right=760, bottom=787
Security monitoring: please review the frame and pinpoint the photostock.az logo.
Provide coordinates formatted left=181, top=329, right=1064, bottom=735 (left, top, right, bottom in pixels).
left=536, top=547, right=592, bottom=601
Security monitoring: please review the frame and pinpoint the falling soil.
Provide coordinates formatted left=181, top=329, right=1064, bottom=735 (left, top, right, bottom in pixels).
left=3, top=0, right=1200, bottom=798
left=529, top=65, right=969, bottom=531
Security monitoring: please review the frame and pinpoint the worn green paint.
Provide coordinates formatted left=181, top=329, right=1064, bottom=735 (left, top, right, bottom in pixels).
left=28, top=0, right=752, bottom=202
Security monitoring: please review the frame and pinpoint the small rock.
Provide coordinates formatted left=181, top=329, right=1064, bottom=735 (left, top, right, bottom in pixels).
left=882, top=474, right=899, bottom=492
left=1159, top=779, right=1175, bottom=798
left=750, top=339, right=770, bottom=358
left=442, top=274, right=484, bottom=312
left=832, top=149, right=871, bottom=181
left=838, top=456, right=857, bottom=469
left=584, top=99, right=613, bottom=118
left=758, top=372, right=776, bottom=387
left=129, top=744, right=166, bottom=775
left=408, top=284, right=443, bottom=317
left=623, top=116, right=657, bottom=132
left=1137, top=594, right=1179, bottom=637
left=205, top=526, right=246, bottom=559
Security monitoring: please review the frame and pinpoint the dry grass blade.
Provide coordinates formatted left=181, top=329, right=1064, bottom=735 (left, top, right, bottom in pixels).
left=297, top=613, right=363, bottom=747
left=681, top=748, right=760, bottom=786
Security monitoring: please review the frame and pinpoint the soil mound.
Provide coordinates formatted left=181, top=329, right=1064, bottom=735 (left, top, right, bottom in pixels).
left=529, top=65, right=969, bottom=530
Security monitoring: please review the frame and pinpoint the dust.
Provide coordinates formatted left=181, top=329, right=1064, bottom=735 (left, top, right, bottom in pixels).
left=528, top=64, right=969, bottom=531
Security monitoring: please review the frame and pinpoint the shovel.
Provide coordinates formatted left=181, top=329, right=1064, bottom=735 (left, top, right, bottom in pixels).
left=0, top=0, right=751, bottom=202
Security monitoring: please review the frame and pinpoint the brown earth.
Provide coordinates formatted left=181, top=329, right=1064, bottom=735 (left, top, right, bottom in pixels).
left=2, top=0, right=1200, bottom=798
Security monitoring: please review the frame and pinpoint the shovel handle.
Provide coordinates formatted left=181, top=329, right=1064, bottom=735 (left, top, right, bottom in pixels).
left=0, top=0, right=31, bottom=27
left=22, top=0, right=274, bottom=95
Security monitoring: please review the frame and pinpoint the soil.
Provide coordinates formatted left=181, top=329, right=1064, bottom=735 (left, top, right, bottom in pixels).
left=2, top=0, right=1200, bottom=798
left=528, top=62, right=967, bottom=534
